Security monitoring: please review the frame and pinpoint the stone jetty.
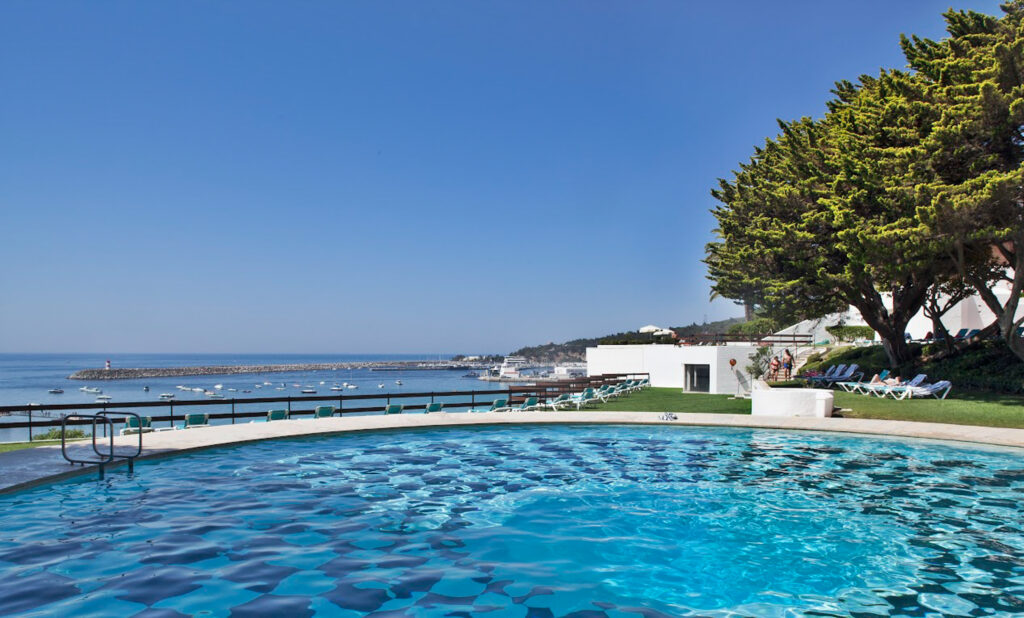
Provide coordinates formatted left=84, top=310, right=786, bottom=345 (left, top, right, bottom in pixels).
left=68, top=361, right=478, bottom=381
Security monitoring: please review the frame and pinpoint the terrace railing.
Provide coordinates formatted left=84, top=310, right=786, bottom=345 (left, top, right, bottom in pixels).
left=0, top=373, right=649, bottom=441
left=676, top=333, right=813, bottom=346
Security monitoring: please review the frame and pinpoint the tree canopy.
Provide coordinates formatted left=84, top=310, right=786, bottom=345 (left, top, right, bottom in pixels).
left=706, top=2, right=1024, bottom=367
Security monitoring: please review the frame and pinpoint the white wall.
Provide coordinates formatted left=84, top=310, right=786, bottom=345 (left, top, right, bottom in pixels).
left=586, top=344, right=759, bottom=395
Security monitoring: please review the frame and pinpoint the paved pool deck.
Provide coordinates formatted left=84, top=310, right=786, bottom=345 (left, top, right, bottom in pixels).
left=3, top=411, right=1024, bottom=494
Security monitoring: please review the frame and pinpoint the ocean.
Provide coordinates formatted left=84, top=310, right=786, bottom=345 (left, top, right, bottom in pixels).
left=0, top=353, right=515, bottom=443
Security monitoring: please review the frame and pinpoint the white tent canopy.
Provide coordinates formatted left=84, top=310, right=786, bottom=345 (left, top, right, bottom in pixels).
left=638, top=325, right=662, bottom=334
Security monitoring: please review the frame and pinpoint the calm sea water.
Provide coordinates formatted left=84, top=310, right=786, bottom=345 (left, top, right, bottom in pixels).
left=0, top=354, right=513, bottom=442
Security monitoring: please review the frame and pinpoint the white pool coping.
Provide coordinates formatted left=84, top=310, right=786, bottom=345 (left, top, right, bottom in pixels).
left=3, top=411, right=1024, bottom=494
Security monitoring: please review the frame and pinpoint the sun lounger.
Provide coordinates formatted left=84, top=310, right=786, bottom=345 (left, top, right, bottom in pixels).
left=570, top=388, right=601, bottom=410
left=823, top=364, right=861, bottom=387
left=508, top=396, right=540, bottom=412
left=894, top=380, right=953, bottom=400
left=545, top=393, right=572, bottom=410
left=467, top=398, right=507, bottom=413
left=184, top=413, right=210, bottom=428
left=805, top=364, right=842, bottom=385
left=424, top=402, right=444, bottom=414
left=267, top=409, right=289, bottom=421
left=837, top=369, right=887, bottom=393
left=384, top=404, right=403, bottom=415
left=313, top=405, right=335, bottom=418
left=874, top=374, right=928, bottom=398
left=120, top=416, right=154, bottom=435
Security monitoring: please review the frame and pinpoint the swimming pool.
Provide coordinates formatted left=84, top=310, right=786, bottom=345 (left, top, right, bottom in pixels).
left=1, top=425, right=1022, bottom=616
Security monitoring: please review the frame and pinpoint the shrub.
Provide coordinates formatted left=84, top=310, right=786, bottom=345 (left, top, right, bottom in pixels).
left=727, top=318, right=779, bottom=336
left=746, top=346, right=774, bottom=379
left=32, top=428, right=88, bottom=441
left=825, top=325, right=876, bottom=342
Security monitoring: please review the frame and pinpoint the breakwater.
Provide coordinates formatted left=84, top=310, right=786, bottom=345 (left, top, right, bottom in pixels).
left=68, top=361, right=479, bottom=381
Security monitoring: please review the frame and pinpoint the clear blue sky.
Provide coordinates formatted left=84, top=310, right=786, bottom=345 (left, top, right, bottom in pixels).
left=0, top=1, right=1003, bottom=354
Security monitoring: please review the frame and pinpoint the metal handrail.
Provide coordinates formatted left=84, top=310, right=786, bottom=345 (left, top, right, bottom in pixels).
left=60, top=411, right=143, bottom=479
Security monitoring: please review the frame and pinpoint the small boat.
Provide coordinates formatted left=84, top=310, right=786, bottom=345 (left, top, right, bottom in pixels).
left=159, top=393, right=175, bottom=400
left=395, top=380, right=402, bottom=385
left=242, top=389, right=251, bottom=393
left=254, top=384, right=262, bottom=388
left=80, top=386, right=102, bottom=394
left=263, top=381, right=272, bottom=385
left=206, top=392, right=225, bottom=399
left=214, top=384, right=223, bottom=390
left=347, top=384, right=358, bottom=389
left=192, top=387, right=205, bottom=392
left=275, top=386, right=286, bottom=391
left=330, top=386, right=345, bottom=391
left=48, top=388, right=64, bottom=394
left=177, top=385, right=189, bottom=391
left=227, top=388, right=237, bottom=392
left=143, top=386, right=150, bottom=392
left=301, top=388, right=316, bottom=394
left=319, top=381, right=325, bottom=385
left=96, top=395, right=113, bottom=402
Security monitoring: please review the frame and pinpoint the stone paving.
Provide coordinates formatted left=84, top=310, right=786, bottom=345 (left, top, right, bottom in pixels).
left=3, top=411, right=1024, bottom=494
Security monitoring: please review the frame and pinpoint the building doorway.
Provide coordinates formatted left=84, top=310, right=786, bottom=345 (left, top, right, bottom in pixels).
left=684, top=364, right=710, bottom=392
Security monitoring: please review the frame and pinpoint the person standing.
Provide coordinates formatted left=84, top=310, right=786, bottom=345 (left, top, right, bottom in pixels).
left=782, top=349, right=794, bottom=380
left=769, top=356, right=781, bottom=381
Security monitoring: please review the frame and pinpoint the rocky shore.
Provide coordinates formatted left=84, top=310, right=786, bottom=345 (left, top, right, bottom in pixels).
left=68, top=361, right=477, bottom=381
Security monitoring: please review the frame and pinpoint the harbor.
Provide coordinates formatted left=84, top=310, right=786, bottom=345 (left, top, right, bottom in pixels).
left=68, top=360, right=487, bottom=381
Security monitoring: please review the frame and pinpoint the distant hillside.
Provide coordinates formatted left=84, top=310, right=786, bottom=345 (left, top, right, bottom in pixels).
left=511, top=317, right=744, bottom=363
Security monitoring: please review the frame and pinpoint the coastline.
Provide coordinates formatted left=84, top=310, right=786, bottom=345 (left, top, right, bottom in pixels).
left=68, top=361, right=482, bottom=381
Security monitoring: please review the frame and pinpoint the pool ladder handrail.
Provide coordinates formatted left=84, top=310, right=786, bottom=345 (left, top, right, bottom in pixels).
left=61, top=411, right=143, bottom=479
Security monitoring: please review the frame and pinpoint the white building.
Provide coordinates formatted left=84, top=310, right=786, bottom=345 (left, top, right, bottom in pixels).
left=586, top=343, right=760, bottom=395
left=778, top=276, right=1023, bottom=343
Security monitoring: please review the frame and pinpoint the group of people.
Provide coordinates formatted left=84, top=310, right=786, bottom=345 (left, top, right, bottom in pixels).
left=767, top=349, right=794, bottom=381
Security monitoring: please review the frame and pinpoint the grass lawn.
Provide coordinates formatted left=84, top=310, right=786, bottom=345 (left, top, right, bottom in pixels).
left=589, top=388, right=751, bottom=414
left=833, top=391, right=1024, bottom=428
left=0, top=439, right=71, bottom=453
left=592, top=387, right=1024, bottom=429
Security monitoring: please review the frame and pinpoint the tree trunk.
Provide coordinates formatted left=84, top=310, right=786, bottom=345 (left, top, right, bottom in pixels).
left=851, top=289, right=926, bottom=370
left=965, top=235, right=1024, bottom=362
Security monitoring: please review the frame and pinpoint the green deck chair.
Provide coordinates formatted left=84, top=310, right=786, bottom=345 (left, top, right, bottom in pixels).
left=424, top=402, right=444, bottom=414
left=184, top=413, right=209, bottom=428
left=267, top=408, right=290, bottom=421
left=512, top=396, right=539, bottom=411
left=121, top=416, right=153, bottom=435
left=314, top=405, right=335, bottom=419
left=469, top=398, right=507, bottom=413
left=384, top=404, right=403, bottom=415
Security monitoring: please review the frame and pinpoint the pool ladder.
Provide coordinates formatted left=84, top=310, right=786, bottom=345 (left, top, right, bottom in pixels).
left=61, top=412, right=142, bottom=480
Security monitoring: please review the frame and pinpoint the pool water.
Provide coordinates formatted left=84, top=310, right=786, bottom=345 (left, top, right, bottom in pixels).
left=1, top=426, right=1023, bottom=617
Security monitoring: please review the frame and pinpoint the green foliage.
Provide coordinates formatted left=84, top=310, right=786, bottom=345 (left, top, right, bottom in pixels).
left=746, top=346, right=774, bottom=379
left=32, top=428, right=88, bottom=441
left=802, top=341, right=1024, bottom=394
left=727, top=317, right=779, bottom=335
left=511, top=317, right=744, bottom=362
left=825, top=325, right=876, bottom=342
left=702, top=4, right=1024, bottom=367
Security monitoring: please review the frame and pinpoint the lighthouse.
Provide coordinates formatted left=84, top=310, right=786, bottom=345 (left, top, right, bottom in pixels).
left=105, top=359, right=111, bottom=371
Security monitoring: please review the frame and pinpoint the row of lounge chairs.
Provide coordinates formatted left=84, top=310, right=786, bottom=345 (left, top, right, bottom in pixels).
left=805, top=365, right=953, bottom=400
left=119, top=379, right=651, bottom=434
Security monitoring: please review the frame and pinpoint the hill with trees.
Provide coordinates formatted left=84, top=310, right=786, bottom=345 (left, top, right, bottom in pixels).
left=510, top=317, right=743, bottom=363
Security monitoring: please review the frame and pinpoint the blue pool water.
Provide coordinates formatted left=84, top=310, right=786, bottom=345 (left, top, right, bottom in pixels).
left=1, top=425, right=1023, bottom=616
